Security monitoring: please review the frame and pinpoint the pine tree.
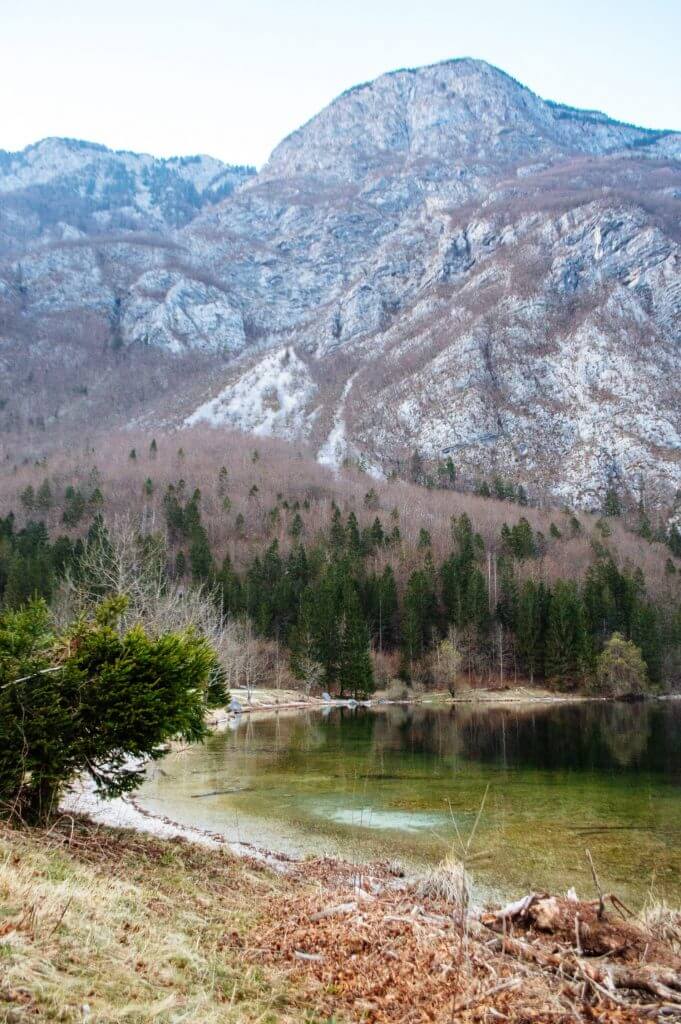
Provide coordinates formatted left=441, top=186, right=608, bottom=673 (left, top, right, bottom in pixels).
left=216, top=554, right=243, bottom=616
left=62, top=487, right=86, bottom=527
left=0, top=598, right=215, bottom=824
left=289, top=512, right=304, bottom=539
left=401, top=569, right=438, bottom=674
left=516, top=580, right=546, bottom=684
left=602, top=486, right=622, bottom=517
left=545, top=581, right=587, bottom=687
left=35, top=479, right=53, bottom=511
left=370, top=517, right=384, bottom=548
left=189, top=525, right=213, bottom=582
left=346, top=512, right=361, bottom=554
left=418, top=528, right=431, bottom=549
left=338, top=587, right=374, bottom=698
left=330, top=505, right=345, bottom=550
left=20, top=485, right=36, bottom=512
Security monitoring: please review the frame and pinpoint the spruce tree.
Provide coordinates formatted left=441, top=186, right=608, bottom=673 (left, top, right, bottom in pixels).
left=545, top=581, right=587, bottom=686
left=338, top=587, right=374, bottom=698
left=189, top=525, right=213, bottom=582
left=36, top=479, right=53, bottom=511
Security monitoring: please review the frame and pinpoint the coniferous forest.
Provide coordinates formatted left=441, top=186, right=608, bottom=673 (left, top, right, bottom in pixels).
left=2, top=428, right=680, bottom=699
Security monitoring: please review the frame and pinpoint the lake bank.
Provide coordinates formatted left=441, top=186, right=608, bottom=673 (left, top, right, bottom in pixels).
left=3, top=815, right=680, bottom=1022
left=209, top=683, right=605, bottom=723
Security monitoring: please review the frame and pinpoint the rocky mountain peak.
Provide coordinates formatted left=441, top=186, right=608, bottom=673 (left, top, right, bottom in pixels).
left=261, top=57, right=679, bottom=185
left=1, top=59, right=680, bottom=509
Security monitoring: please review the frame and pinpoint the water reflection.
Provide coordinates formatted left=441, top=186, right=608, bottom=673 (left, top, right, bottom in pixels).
left=137, top=700, right=681, bottom=907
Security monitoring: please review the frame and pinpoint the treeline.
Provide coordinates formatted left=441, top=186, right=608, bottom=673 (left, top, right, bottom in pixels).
left=2, top=474, right=681, bottom=698
left=154, top=484, right=680, bottom=695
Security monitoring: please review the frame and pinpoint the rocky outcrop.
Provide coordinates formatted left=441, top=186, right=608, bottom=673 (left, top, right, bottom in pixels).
left=1, top=60, right=680, bottom=506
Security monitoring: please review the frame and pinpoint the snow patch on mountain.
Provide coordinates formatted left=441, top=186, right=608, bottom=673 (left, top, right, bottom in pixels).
left=186, top=348, right=316, bottom=436
left=317, top=372, right=358, bottom=467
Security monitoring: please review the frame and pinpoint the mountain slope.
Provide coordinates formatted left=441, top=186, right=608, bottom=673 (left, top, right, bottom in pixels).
left=1, top=59, right=680, bottom=509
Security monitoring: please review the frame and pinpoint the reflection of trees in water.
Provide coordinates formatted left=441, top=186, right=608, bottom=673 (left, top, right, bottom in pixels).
left=369, top=705, right=464, bottom=766
left=599, top=702, right=652, bottom=767
left=218, top=701, right=680, bottom=779
left=444, top=702, right=675, bottom=775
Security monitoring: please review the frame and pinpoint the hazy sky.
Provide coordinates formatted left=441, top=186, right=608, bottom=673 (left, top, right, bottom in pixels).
left=2, top=0, right=680, bottom=167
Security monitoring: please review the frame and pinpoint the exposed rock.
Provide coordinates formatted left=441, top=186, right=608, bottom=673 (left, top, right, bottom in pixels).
left=2, top=60, right=680, bottom=505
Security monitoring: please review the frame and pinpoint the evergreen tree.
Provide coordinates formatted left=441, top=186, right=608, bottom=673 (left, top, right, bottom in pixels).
left=668, top=525, right=681, bottom=559
left=338, top=588, right=374, bottom=698
left=216, top=554, right=243, bottom=617
left=545, top=581, right=587, bottom=686
left=346, top=512, right=361, bottom=554
left=35, top=479, right=53, bottom=511
left=0, top=598, right=215, bottom=824
left=289, top=512, right=304, bottom=539
left=62, top=487, right=86, bottom=527
left=330, top=505, right=345, bottom=550
left=516, top=580, right=547, bottom=684
left=189, top=524, right=213, bottom=582
left=602, top=486, right=622, bottom=517
left=401, top=568, right=438, bottom=674
left=418, top=528, right=432, bottom=549
left=20, top=485, right=36, bottom=512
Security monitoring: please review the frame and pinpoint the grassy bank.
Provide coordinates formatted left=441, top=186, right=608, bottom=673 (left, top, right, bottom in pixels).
left=0, top=820, right=304, bottom=1023
left=2, top=818, right=680, bottom=1023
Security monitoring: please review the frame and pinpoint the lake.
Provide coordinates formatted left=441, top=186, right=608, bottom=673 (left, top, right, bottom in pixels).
left=137, top=700, right=681, bottom=908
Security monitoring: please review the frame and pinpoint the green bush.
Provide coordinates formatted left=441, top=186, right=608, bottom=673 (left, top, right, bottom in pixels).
left=0, top=597, right=216, bottom=825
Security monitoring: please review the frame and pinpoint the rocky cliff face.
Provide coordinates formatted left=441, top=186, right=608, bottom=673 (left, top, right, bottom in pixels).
left=1, top=60, right=680, bottom=508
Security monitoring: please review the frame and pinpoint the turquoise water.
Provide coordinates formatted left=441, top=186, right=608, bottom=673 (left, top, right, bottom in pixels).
left=137, top=701, right=681, bottom=907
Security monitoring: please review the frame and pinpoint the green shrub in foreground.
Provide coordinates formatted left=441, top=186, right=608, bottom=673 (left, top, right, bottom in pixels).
left=0, top=596, right=215, bottom=825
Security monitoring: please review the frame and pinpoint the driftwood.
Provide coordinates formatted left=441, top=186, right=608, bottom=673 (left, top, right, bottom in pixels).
left=482, top=893, right=681, bottom=1007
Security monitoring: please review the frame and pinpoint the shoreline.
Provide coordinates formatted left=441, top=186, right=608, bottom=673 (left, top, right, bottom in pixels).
left=7, top=814, right=681, bottom=1024
left=61, top=775, right=300, bottom=873
left=210, top=684, right=658, bottom=723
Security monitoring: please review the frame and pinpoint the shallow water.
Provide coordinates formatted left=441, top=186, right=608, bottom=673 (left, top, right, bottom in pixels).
left=137, top=701, right=681, bottom=907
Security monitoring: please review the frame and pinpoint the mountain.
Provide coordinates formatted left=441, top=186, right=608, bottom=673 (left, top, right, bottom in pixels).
left=1, top=59, right=680, bottom=509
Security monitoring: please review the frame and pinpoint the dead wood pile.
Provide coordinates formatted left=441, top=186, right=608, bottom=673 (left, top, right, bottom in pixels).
left=259, top=867, right=681, bottom=1023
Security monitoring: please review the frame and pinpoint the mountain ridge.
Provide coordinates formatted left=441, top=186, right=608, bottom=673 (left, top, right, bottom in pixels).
left=1, top=58, right=680, bottom=511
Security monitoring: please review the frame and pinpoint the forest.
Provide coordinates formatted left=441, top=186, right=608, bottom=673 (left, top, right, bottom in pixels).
left=2, top=427, right=680, bottom=698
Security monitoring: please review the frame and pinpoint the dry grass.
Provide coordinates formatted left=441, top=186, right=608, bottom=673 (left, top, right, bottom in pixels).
left=0, top=820, right=313, bottom=1024
left=2, top=818, right=679, bottom=1023
left=640, top=899, right=681, bottom=955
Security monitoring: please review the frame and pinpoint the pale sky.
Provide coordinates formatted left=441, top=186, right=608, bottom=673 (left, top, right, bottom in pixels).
left=2, top=0, right=680, bottom=168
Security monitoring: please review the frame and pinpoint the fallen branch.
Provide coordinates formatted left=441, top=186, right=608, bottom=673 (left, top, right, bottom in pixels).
left=453, top=976, right=522, bottom=1012
left=309, top=901, right=357, bottom=922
